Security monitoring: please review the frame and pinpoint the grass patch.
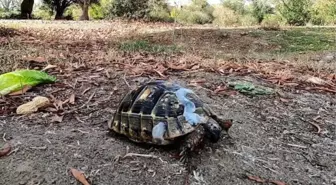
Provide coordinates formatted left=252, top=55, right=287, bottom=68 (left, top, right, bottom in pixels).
left=268, top=27, right=336, bottom=53
left=119, top=40, right=182, bottom=54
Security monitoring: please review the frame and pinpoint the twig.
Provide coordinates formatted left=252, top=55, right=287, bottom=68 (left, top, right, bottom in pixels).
left=71, top=129, right=89, bottom=134
left=30, top=146, right=47, bottom=150
left=123, top=73, right=131, bottom=89
left=82, top=87, right=91, bottom=95
left=299, top=117, right=322, bottom=134
left=2, top=133, right=6, bottom=142
left=123, top=153, right=159, bottom=159
left=79, top=91, right=96, bottom=109
left=75, top=116, right=85, bottom=123
left=62, top=91, right=96, bottom=115
left=286, top=143, right=307, bottom=149
left=309, top=121, right=322, bottom=134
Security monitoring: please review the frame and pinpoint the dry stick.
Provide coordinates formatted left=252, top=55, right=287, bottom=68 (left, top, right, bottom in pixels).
left=62, top=91, right=96, bottom=115
left=2, top=133, right=6, bottom=142
left=123, top=73, right=131, bottom=89
left=123, top=153, right=159, bottom=159
left=78, top=91, right=96, bottom=109
left=299, top=117, right=322, bottom=134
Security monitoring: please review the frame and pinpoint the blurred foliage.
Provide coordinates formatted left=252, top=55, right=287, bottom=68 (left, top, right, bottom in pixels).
left=89, top=3, right=104, bottom=20
left=33, top=4, right=54, bottom=20
left=276, top=0, right=312, bottom=26
left=212, top=6, right=240, bottom=26
left=0, top=8, right=20, bottom=19
left=250, top=0, right=274, bottom=23
left=174, top=0, right=214, bottom=24
left=222, top=0, right=246, bottom=15
left=148, top=0, right=172, bottom=22
left=42, top=0, right=73, bottom=19
left=110, top=0, right=149, bottom=20
left=64, top=4, right=81, bottom=20
left=260, top=14, right=282, bottom=30
left=310, top=0, right=336, bottom=25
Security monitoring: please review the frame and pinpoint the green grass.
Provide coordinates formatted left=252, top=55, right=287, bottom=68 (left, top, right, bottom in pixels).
left=267, top=27, right=336, bottom=53
left=119, top=40, right=182, bottom=54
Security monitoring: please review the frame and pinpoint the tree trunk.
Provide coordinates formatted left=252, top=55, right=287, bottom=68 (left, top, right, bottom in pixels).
left=79, top=2, right=89, bottom=20
left=54, top=5, right=65, bottom=20
left=20, top=0, right=34, bottom=19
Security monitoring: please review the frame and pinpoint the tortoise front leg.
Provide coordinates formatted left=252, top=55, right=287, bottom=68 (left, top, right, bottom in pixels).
left=178, top=125, right=205, bottom=164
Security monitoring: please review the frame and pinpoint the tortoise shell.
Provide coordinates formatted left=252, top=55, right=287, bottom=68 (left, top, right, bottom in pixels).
left=108, top=80, right=212, bottom=145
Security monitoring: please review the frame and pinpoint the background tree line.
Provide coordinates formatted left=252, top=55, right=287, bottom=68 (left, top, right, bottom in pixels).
left=0, top=0, right=335, bottom=26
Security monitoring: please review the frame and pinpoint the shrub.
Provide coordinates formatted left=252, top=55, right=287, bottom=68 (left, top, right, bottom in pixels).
left=89, top=3, right=104, bottom=20
left=64, top=4, right=82, bottom=20
left=212, top=6, right=240, bottom=26
left=310, top=0, right=336, bottom=25
left=240, top=14, right=258, bottom=26
left=111, top=0, right=149, bottom=20
left=260, top=14, right=283, bottom=30
left=95, top=0, right=115, bottom=19
left=175, top=9, right=213, bottom=24
left=148, top=1, right=173, bottom=22
left=33, top=5, right=54, bottom=20
left=0, top=9, right=20, bottom=19
left=276, top=0, right=312, bottom=26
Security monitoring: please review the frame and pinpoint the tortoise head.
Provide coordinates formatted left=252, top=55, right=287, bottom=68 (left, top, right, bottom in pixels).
left=202, top=117, right=233, bottom=143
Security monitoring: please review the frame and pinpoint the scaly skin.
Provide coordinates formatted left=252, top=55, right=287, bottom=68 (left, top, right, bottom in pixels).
left=178, top=125, right=205, bottom=164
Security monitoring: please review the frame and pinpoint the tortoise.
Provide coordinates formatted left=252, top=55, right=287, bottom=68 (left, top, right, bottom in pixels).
left=108, top=80, right=233, bottom=162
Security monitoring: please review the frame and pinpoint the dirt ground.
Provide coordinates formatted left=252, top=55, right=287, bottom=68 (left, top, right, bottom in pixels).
left=0, top=21, right=336, bottom=185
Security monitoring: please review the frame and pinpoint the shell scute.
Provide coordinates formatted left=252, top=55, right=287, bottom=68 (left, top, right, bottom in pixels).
left=109, top=80, right=210, bottom=145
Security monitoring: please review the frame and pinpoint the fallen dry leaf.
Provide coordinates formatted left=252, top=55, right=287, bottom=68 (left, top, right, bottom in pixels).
left=247, top=175, right=266, bottom=183
left=70, top=168, right=90, bottom=185
left=8, top=85, right=32, bottom=96
left=51, top=115, right=63, bottom=123
left=213, top=86, right=228, bottom=94
left=0, top=143, right=11, bottom=157
left=166, top=62, right=189, bottom=71
left=69, top=94, right=75, bottom=104
left=270, top=180, right=286, bottom=185
left=306, top=76, right=326, bottom=85
left=279, top=98, right=290, bottom=103
left=53, top=100, right=64, bottom=110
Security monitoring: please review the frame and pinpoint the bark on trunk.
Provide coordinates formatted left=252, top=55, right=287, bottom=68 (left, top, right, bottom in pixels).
left=55, top=11, right=64, bottom=19
left=79, top=2, right=89, bottom=20
left=54, top=5, right=65, bottom=20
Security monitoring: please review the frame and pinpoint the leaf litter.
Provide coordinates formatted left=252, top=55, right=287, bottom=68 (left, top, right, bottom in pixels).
left=0, top=21, right=335, bottom=185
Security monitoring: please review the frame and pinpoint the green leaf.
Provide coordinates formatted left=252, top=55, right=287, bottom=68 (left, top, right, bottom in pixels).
left=228, top=81, right=274, bottom=96
left=0, top=70, right=57, bottom=95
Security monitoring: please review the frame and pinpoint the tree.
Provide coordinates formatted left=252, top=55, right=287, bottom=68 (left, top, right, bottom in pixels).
left=43, top=0, right=73, bottom=19
left=20, top=0, right=34, bottom=18
left=276, top=0, right=312, bottom=25
left=74, top=0, right=98, bottom=20
left=251, top=0, right=274, bottom=23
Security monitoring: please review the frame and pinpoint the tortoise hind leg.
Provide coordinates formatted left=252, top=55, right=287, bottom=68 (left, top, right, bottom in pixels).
left=178, top=125, right=205, bottom=164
